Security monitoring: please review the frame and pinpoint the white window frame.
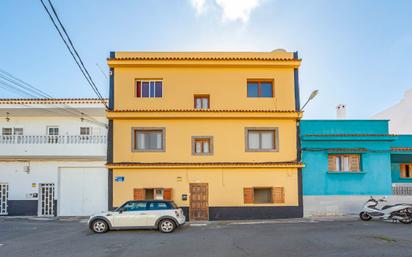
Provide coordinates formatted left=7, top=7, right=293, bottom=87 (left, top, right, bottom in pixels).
left=245, top=128, right=278, bottom=152
left=136, top=80, right=163, bottom=98
left=80, top=127, right=92, bottom=135
left=132, top=127, right=165, bottom=152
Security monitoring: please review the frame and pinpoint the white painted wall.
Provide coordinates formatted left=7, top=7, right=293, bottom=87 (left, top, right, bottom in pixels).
left=372, top=89, right=412, bottom=134
left=0, top=161, right=108, bottom=216
left=304, top=195, right=412, bottom=217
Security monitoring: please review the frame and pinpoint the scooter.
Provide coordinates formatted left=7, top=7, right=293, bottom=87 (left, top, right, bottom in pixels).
left=359, top=196, right=412, bottom=224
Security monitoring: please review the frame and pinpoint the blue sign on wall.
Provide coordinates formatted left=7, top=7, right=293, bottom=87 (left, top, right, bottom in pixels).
left=115, top=176, right=125, bottom=182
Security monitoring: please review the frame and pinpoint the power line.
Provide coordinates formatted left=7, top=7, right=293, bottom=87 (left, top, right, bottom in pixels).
left=0, top=69, right=107, bottom=127
left=39, top=0, right=108, bottom=109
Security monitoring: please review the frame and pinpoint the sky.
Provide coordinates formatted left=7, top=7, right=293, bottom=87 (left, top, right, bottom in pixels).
left=1, top=0, right=411, bottom=119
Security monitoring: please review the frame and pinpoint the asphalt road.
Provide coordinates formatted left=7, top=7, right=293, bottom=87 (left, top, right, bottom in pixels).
left=1, top=217, right=412, bottom=257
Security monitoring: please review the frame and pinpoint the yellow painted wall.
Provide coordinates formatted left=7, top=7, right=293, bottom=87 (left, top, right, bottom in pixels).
left=112, top=66, right=296, bottom=111
left=112, top=168, right=299, bottom=207
left=113, top=118, right=297, bottom=163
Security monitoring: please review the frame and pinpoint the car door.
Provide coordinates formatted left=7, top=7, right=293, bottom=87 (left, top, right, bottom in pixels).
left=145, top=201, right=172, bottom=226
left=112, top=201, right=148, bottom=227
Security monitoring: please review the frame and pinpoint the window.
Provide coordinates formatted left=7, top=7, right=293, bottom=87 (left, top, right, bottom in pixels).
left=134, top=188, right=172, bottom=200
left=144, top=189, right=164, bottom=200
left=80, top=127, right=91, bottom=135
left=121, top=201, right=147, bottom=212
left=13, top=128, right=23, bottom=135
left=47, top=127, right=59, bottom=135
left=47, top=127, right=59, bottom=144
left=2, top=128, right=12, bottom=136
left=133, top=128, right=165, bottom=151
left=328, top=154, right=360, bottom=172
left=246, top=128, right=277, bottom=151
left=247, top=80, right=273, bottom=97
left=2, top=128, right=22, bottom=135
left=194, top=95, right=210, bottom=109
left=192, top=136, right=213, bottom=155
left=148, top=202, right=170, bottom=210
left=244, top=187, right=285, bottom=204
left=136, top=80, right=162, bottom=98
left=253, top=188, right=272, bottom=203
left=400, top=164, right=412, bottom=178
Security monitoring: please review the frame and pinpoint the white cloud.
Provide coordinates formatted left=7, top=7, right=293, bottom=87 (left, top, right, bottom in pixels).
left=189, top=0, right=262, bottom=22
left=190, top=0, right=207, bottom=15
left=215, top=0, right=262, bottom=22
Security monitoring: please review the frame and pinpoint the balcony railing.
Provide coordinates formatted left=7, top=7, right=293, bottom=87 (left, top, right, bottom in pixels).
left=392, top=184, right=412, bottom=196
left=0, top=135, right=107, bottom=144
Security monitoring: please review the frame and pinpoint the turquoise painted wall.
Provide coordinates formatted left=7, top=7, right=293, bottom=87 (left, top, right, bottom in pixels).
left=301, top=120, right=393, bottom=195
left=391, top=135, right=412, bottom=183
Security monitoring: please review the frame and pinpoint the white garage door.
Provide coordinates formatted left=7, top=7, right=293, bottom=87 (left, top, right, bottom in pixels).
left=58, top=167, right=107, bottom=216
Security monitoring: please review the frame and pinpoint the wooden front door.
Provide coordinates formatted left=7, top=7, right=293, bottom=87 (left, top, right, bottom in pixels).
left=189, top=183, right=209, bottom=221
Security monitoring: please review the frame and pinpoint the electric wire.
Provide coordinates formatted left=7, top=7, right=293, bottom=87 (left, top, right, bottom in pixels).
left=39, top=0, right=108, bottom=109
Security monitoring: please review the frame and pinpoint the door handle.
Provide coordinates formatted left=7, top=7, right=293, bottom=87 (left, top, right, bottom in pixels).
left=139, top=213, right=147, bottom=215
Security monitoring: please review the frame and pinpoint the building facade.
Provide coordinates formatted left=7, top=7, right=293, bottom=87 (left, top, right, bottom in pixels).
left=301, top=120, right=412, bottom=217
left=391, top=135, right=412, bottom=194
left=107, top=51, right=303, bottom=220
left=0, top=99, right=108, bottom=216
left=372, top=89, right=412, bottom=134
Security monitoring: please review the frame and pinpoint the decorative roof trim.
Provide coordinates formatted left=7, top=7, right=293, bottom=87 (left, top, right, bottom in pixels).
left=304, top=134, right=397, bottom=137
left=108, top=109, right=300, bottom=113
left=108, top=57, right=299, bottom=61
left=391, top=147, right=412, bottom=152
left=0, top=98, right=108, bottom=105
left=107, top=161, right=303, bottom=168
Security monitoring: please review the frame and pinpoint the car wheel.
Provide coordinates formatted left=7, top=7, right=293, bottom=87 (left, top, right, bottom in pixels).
left=359, top=212, right=372, bottom=221
left=399, top=216, right=412, bottom=224
left=91, top=219, right=109, bottom=233
left=158, top=219, right=176, bottom=233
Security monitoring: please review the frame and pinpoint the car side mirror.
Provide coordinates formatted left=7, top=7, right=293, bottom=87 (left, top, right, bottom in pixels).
left=118, top=207, right=124, bottom=214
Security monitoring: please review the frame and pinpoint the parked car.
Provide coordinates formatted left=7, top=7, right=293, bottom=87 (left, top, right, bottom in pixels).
left=88, top=200, right=186, bottom=233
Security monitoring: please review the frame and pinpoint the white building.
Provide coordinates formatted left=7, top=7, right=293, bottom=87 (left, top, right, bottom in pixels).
left=0, top=98, right=108, bottom=216
left=372, top=89, right=412, bottom=134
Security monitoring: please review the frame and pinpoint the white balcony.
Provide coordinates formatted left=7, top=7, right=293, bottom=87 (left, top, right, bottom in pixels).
left=0, top=135, right=107, bottom=159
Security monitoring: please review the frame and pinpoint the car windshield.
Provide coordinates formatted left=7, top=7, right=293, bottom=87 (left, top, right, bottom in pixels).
left=170, top=201, right=179, bottom=209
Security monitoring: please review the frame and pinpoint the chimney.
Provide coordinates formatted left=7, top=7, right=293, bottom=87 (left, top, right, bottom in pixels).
left=336, top=104, right=346, bottom=119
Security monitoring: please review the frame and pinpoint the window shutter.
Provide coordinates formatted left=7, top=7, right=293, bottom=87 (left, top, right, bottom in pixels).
left=350, top=155, right=360, bottom=171
left=328, top=155, right=336, bottom=171
left=133, top=188, right=145, bottom=200
left=163, top=188, right=172, bottom=200
left=272, top=187, right=285, bottom=204
left=400, top=164, right=406, bottom=178
left=243, top=188, right=254, bottom=204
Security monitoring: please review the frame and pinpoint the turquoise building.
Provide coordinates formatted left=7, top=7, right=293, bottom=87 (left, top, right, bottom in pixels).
left=300, top=120, right=412, bottom=216
left=391, top=135, right=412, bottom=192
left=301, top=120, right=395, bottom=196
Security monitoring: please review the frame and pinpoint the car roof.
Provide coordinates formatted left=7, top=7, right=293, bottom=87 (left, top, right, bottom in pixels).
left=128, top=200, right=173, bottom=202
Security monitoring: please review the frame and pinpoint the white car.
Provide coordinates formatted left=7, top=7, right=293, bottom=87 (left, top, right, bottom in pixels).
left=88, top=200, right=186, bottom=233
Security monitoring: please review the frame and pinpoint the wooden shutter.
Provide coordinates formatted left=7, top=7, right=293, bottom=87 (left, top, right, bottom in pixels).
left=400, top=164, right=406, bottom=178
left=243, top=188, right=254, bottom=204
left=328, top=155, right=336, bottom=171
left=272, top=187, right=285, bottom=204
left=163, top=188, right=172, bottom=200
left=350, top=155, right=360, bottom=171
left=133, top=188, right=145, bottom=200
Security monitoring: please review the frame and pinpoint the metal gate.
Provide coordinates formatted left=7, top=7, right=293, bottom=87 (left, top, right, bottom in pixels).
left=0, top=183, right=8, bottom=215
left=39, top=183, right=55, bottom=216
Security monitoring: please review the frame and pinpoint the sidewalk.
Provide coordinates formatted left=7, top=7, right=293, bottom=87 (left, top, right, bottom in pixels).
left=0, top=215, right=359, bottom=225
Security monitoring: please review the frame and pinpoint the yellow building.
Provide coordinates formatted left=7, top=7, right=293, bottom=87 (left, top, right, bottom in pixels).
left=107, top=51, right=303, bottom=220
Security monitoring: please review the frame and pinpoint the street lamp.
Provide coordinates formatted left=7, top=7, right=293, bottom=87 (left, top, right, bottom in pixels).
left=300, top=90, right=319, bottom=111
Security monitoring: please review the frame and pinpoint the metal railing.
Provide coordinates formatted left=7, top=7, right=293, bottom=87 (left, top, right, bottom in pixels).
left=392, top=184, right=412, bottom=195
left=0, top=135, right=107, bottom=144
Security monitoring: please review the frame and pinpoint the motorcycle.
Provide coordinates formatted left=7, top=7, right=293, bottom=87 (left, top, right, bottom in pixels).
left=359, top=196, right=412, bottom=224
